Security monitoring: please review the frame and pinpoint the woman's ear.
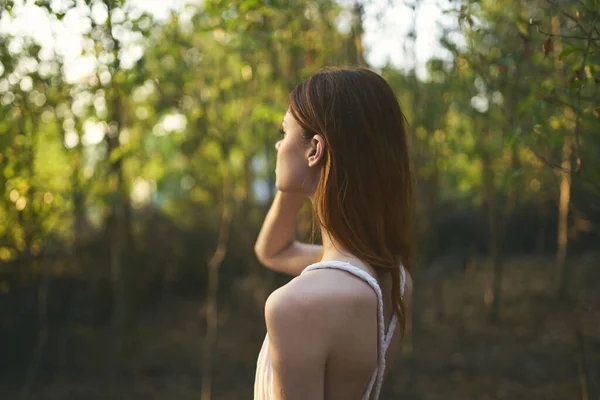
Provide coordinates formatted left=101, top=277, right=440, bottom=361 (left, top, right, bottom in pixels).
left=307, top=134, right=326, bottom=168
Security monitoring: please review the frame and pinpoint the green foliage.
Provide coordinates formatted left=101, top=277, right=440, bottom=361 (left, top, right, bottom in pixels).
left=1, top=0, right=598, bottom=266
left=0, top=0, right=361, bottom=261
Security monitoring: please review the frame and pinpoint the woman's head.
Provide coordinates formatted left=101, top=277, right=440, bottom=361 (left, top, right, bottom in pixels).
left=274, top=111, right=325, bottom=195
left=276, top=66, right=415, bottom=326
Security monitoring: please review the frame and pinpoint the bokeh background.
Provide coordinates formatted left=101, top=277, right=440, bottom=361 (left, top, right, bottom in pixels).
left=1, top=0, right=599, bottom=399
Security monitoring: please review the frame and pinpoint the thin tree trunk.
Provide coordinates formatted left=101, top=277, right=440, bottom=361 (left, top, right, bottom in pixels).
left=536, top=197, right=547, bottom=254
left=474, top=116, right=503, bottom=322
left=405, top=14, right=423, bottom=358
left=19, top=101, right=45, bottom=400
left=107, top=201, right=126, bottom=393
left=556, top=136, right=572, bottom=298
left=575, top=330, right=591, bottom=400
left=491, top=150, right=519, bottom=322
left=546, top=15, right=573, bottom=300
left=103, top=1, right=132, bottom=391
left=72, top=131, right=88, bottom=244
left=58, top=130, right=86, bottom=372
left=431, top=140, right=443, bottom=326
left=489, top=71, right=522, bottom=322
left=351, top=2, right=366, bottom=65
left=21, top=260, right=49, bottom=400
left=201, top=170, right=235, bottom=400
left=486, top=153, right=503, bottom=323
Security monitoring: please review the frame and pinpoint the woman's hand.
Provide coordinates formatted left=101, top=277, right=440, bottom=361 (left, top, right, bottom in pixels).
left=254, top=191, right=322, bottom=276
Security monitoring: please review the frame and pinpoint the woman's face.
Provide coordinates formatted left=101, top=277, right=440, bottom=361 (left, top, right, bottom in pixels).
left=275, top=111, right=324, bottom=195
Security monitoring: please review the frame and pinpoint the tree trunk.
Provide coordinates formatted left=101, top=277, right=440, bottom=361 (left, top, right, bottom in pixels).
left=21, top=259, right=49, bottom=400
left=575, top=330, right=591, bottom=400
left=351, top=2, right=366, bottom=65
left=556, top=136, right=572, bottom=298
left=405, top=5, right=422, bottom=357
left=490, top=72, right=522, bottom=321
left=72, top=125, right=88, bottom=245
left=474, top=116, right=503, bottom=323
left=20, top=107, right=45, bottom=400
left=545, top=14, right=572, bottom=300
left=201, top=170, right=235, bottom=400
left=536, top=197, right=547, bottom=254
left=107, top=195, right=127, bottom=393
left=485, top=152, right=503, bottom=323
left=103, top=2, right=132, bottom=391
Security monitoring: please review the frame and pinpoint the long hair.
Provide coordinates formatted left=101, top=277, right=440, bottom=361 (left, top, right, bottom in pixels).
left=288, top=66, right=415, bottom=335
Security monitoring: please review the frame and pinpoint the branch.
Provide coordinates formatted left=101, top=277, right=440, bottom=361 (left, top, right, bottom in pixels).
left=572, top=9, right=600, bottom=173
left=546, top=1, right=594, bottom=33
left=487, top=75, right=587, bottom=111
left=554, top=90, right=598, bottom=103
left=577, top=0, right=596, bottom=13
left=581, top=171, right=600, bottom=193
left=530, top=147, right=600, bottom=192
left=544, top=0, right=600, bottom=49
left=531, top=148, right=573, bottom=173
left=538, top=28, right=600, bottom=41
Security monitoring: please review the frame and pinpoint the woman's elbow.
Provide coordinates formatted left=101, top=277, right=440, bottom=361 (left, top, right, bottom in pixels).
left=254, top=246, right=274, bottom=269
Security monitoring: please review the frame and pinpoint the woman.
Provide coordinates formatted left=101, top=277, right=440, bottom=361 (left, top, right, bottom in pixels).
left=253, top=66, right=414, bottom=400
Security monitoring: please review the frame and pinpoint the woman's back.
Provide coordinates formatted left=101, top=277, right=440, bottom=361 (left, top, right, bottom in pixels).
left=254, top=259, right=412, bottom=400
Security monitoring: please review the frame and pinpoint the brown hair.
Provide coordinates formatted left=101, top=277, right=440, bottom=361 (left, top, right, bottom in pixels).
left=288, top=66, right=415, bottom=335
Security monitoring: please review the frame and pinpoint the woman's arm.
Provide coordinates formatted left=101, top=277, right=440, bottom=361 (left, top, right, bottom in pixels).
left=254, top=191, right=322, bottom=276
left=265, top=282, right=329, bottom=400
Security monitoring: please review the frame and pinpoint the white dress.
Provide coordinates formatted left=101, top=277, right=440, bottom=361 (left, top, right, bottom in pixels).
left=253, top=260, right=407, bottom=400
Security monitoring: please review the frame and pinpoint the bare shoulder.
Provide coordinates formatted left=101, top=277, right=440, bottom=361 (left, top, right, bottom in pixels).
left=266, top=269, right=374, bottom=398
left=265, top=269, right=377, bottom=339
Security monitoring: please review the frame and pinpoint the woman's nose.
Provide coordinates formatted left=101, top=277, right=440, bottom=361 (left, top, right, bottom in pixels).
left=275, top=140, right=281, bottom=151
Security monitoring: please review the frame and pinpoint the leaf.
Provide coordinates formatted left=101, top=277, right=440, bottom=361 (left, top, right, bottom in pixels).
left=477, top=52, right=486, bottom=64
left=505, top=129, right=520, bottom=149
left=4, top=0, right=14, bottom=13
left=569, top=78, right=582, bottom=92
left=559, top=46, right=578, bottom=61
left=543, top=38, right=553, bottom=57
left=108, top=145, right=135, bottom=164
left=466, top=15, right=474, bottom=28
left=517, top=21, right=529, bottom=36
left=518, top=93, right=537, bottom=116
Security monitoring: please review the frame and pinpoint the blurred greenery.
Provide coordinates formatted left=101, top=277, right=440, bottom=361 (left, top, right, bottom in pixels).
left=1, top=0, right=599, bottom=399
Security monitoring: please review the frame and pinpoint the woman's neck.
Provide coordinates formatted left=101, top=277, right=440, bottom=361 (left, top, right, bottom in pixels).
left=319, top=227, right=363, bottom=265
left=309, top=198, right=375, bottom=270
left=318, top=226, right=390, bottom=280
left=320, top=228, right=344, bottom=259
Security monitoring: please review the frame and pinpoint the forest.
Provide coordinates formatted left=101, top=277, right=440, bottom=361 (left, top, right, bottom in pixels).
left=1, top=0, right=599, bottom=398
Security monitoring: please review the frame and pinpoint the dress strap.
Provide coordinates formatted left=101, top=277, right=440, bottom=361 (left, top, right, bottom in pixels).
left=301, top=260, right=394, bottom=399
left=383, top=265, right=406, bottom=350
